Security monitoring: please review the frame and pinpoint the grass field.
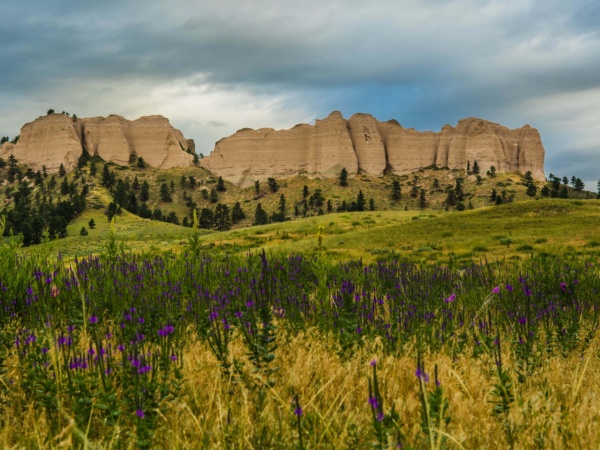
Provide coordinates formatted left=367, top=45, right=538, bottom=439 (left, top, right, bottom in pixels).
left=29, top=198, right=600, bottom=265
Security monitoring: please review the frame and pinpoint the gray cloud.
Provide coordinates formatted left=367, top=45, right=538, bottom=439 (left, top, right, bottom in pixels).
left=1, top=0, right=599, bottom=186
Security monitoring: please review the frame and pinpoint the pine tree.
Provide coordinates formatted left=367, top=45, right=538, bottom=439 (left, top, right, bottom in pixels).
left=327, top=199, right=332, bottom=213
left=58, top=163, right=66, bottom=177
left=209, top=187, right=218, bottom=203
left=137, top=157, right=146, bottom=168
left=391, top=180, right=401, bottom=201
left=102, top=164, right=113, bottom=187
left=369, top=198, right=375, bottom=211
left=214, top=204, right=231, bottom=231
left=216, top=176, right=226, bottom=192
left=254, top=203, right=269, bottom=225
left=356, top=190, right=366, bottom=211
left=160, top=183, right=172, bottom=202
left=597, top=180, right=600, bottom=199
left=339, top=167, right=348, bottom=186
left=303, top=185, right=309, bottom=198
left=268, top=177, right=279, bottom=193
left=140, top=181, right=150, bottom=202
left=231, top=202, right=245, bottom=223
left=419, top=189, right=427, bottom=209
left=472, top=160, right=480, bottom=175
left=199, top=208, right=214, bottom=229
left=255, top=180, right=260, bottom=196
left=88, top=218, right=96, bottom=229
left=79, top=226, right=88, bottom=236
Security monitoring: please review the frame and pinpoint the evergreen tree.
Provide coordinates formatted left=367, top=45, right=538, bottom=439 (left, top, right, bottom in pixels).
left=254, top=203, right=269, bottom=225
left=562, top=176, right=569, bottom=185
left=255, top=180, right=260, bottom=196
left=309, top=189, right=325, bottom=208
left=369, top=198, right=375, bottom=211
left=339, top=167, right=348, bottom=186
left=209, top=187, right=218, bottom=203
left=540, top=185, right=550, bottom=197
left=271, top=194, right=287, bottom=222
left=268, top=177, right=279, bottom=193
left=140, top=181, right=150, bottom=202
left=489, top=166, right=496, bottom=177
left=160, top=183, right=172, bottom=202
left=133, top=175, right=140, bottom=190
left=153, top=208, right=164, bottom=221
left=89, top=161, right=97, bottom=176
left=294, top=204, right=300, bottom=216
left=303, top=185, right=309, bottom=198
left=58, top=163, right=66, bottom=177
left=472, top=160, right=480, bottom=174
left=102, top=164, right=113, bottom=187
left=231, top=202, right=246, bottom=223
left=356, top=190, right=366, bottom=211
left=573, top=178, right=585, bottom=191
left=216, top=176, right=226, bottom=192
left=88, top=218, right=96, bottom=229
left=180, top=175, right=187, bottom=189
left=214, top=204, right=231, bottom=231
left=466, top=161, right=471, bottom=173
left=137, top=157, right=146, bottom=168
left=597, top=180, right=600, bottom=199
left=60, top=177, right=70, bottom=196
left=526, top=182, right=537, bottom=197
left=490, top=189, right=498, bottom=202
left=419, top=189, right=427, bottom=209
left=188, top=176, right=197, bottom=188
left=199, top=208, right=214, bottom=229
left=560, top=186, right=569, bottom=198
left=327, top=199, right=333, bottom=213
left=166, top=211, right=179, bottom=225
left=391, top=180, right=401, bottom=201
left=170, top=180, right=175, bottom=193
left=79, top=226, right=88, bottom=236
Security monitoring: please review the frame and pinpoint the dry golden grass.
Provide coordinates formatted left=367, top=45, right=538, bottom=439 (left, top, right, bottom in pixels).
left=3, top=327, right=600, bottom=449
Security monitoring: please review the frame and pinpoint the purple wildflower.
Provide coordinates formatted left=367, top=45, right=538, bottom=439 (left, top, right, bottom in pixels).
left=89, top=316, right=98, bottom=324
left=444, top=294, right=456, bottom=303
left=491, top=286, right=501, bottom=294
left=135, top=409, right=145, bottom=419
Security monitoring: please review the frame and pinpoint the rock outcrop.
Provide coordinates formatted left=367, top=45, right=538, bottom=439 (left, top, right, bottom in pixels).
left=0, top=113, right=194, bottom=171
left=202, top=112, right=546, bottom=187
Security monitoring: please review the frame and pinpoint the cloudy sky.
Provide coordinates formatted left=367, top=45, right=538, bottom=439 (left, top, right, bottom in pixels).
left=1, top=0, right=599, bottom=187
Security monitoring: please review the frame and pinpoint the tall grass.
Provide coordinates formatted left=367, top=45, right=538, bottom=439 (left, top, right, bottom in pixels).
left=1, top=243, right=599, bottom=447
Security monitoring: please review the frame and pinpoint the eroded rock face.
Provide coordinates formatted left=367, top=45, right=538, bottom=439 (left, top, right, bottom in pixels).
left=0, top=113, right=194, bottom=171
left=202, top=112, right=546, bottom=186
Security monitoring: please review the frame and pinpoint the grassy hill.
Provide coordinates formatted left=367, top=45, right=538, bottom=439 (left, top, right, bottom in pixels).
left=1, top=156, right=597, bottom=261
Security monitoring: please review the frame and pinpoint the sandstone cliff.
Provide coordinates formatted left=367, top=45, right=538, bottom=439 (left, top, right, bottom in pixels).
left=0, top=113, right=194, bottom=171
left=201, top=112, right=545, bottom=186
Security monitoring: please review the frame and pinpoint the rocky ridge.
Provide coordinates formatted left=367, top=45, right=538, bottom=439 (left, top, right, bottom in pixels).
left=201, top=111, right=545, bottom=187
left=0, top=113, right=194, bottom=171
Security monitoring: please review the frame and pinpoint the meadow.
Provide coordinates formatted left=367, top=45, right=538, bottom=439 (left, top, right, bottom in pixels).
left=2, top=206, right=600, bottom=448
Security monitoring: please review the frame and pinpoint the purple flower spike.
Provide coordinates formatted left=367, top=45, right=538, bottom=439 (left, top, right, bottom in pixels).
left=415, top=368, right=429, bottom=383
left=294, top=406, right=303, bottom=416
left=136, top=409, right=145, bottom=419
left=89, top=316, right=98, bottom=324
left=491, top=286, right=501, bottom=294
left=370, top=359, right=377, bottom=367
left=444, top=294, right=456, bottom=303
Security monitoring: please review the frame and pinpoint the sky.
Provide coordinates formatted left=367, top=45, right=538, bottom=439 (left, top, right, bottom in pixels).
left=1, top=0, right=599, bottom=188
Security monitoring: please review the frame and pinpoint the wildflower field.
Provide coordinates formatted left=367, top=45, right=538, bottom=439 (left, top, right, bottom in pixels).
left=1, top=241, right=600, bottom=448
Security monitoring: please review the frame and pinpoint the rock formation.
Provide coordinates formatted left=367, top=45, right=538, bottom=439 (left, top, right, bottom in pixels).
left=202, top=112, right=546, bottom=187
left=0, top=113, right=194, bottom=171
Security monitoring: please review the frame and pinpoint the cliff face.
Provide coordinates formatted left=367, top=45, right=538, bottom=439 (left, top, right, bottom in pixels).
left=202, top=112, right=546, bottom=186
left=0, top=113, right=194, bottom=171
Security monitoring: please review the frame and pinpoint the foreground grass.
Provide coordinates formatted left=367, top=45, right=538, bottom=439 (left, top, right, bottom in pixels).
left=4, top=328, right=599, bottom=449
left=1, top=247, right=600, bottom=448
